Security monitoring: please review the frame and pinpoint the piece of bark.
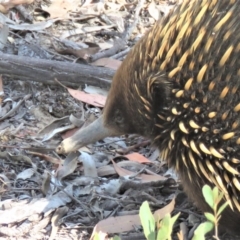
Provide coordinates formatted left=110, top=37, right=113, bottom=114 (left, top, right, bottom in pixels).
left=0, top=52, right=114, bottom=89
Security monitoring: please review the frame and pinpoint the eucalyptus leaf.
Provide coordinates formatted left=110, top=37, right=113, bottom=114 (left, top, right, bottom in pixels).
left=202, top=185, right=214, bottom=209
left=217, top=201, right=229, bottom=216
left=193, top=222, right=214, bottom=240
left=139, top=201, right=156, bottom=240
left=204, top=212, right=215, bottom=223
left=157, top=214, right=171, bottom=240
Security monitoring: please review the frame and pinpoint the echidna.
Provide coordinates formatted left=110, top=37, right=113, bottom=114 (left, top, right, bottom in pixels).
left=57, top=0, right=240, bottom=234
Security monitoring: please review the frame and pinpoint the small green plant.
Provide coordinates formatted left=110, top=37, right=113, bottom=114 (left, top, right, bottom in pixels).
left=93, top=185, right=229, bottom=240
left=139, top=201, right=180, bottom=240
left=193, top=185, right=229, bottom=240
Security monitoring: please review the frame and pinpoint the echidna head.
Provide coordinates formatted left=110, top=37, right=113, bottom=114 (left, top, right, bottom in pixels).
left=102, top=59, right=172, bottom=138
left=56, top=52, right=172, bottom=154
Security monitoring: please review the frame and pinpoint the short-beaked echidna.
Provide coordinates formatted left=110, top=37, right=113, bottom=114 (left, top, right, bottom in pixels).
left=57, top=0, right=240, bottom=234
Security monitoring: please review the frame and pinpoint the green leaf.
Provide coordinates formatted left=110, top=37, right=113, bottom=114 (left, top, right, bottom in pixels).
left=139, top=201, right=156, bottom=240
left=204, top=212, right=215, bottom=223
left=193, top=222, right=214, bottom=240
left=202, top=185, right=214, bottom=209
left=217, top=201, right=229, bottom=216
left=157, top=214, right=171, bottom=240
left=170, top=212, right=180, bottom=227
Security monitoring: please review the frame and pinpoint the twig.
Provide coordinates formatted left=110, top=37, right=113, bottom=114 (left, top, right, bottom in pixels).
left=0, top=52, right=114, bottom=88
left=111, top=47, right=130, bottom=59
left=90, top=38, right=127, bottom=62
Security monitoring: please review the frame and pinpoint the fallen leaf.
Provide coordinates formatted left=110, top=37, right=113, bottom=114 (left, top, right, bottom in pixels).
left=91, top=214, right=141, bottom=238
left=68, top=88, right=106, bottom=107
left=56, top=153, right=79, bottom=180
left=84, top=85, right=108, bottom=96
left=125, top=152, right=152, bottom=163
left=111, top=159, right=166, bottom=182
left=61, top=127, right=79, bottom=139
left=56, top=46, right=100, bottom=60
left=154, top=198, right=175, bottom=219
left=91, top=198, right=175, bottom=238
left=91, top=58, right=122, bottom=70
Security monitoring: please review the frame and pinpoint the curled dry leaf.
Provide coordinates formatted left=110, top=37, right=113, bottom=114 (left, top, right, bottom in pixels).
left=38, top=116, right=69, bottom=138
left=84, top=85, right=108, bottom=97
left=125, top=152, right=152, bottom=163
left=111, top=159, right=166, bottom=182
left=28, top=151, right=63, bottom=165
left=68, top=88, right=106, bottom=107
left=91, top=58, right=122, bottom=70
left=91, top=198, right=175, bottom=238
left=56, top=152, right=79, bottom=180
left=153, top=197, right=175, bottom=219
left=91, top=214, right=141, bottom=238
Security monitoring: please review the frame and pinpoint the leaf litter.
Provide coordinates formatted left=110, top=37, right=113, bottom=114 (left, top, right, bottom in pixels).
left=0, top=0, right=232, bottom=240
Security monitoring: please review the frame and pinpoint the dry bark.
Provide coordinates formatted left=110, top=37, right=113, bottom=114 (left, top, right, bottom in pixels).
left=0, top=52, right=114, bottom=89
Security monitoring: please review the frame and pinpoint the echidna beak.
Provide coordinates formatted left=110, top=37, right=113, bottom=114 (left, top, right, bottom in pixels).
left=56, top=115, right=118, bottom=154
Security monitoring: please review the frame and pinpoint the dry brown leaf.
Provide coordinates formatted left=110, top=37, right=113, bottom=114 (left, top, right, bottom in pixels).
left=91, top=198, right=175, bottom=238
left=154, top=198, right=175, bottom=219
left=97, top=160, right=144, bottom=177
left=61, top=127, right=79, bottom=139
left=90, top=214, right=141, bottom=238
left=68, top=88, right=106, bottom=107
left=91, top=58, right=122, bottom=70
left=111, top=159, right=166, bottom=182
left=56, top=153, right=79, bottom=180
left=56, top=47, right=100, bottom=60
left=125, top=152, right=152, bottom=163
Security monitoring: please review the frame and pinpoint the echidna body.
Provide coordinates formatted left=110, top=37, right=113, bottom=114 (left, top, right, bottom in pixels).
left=58, top=0, right=240, bottom=234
